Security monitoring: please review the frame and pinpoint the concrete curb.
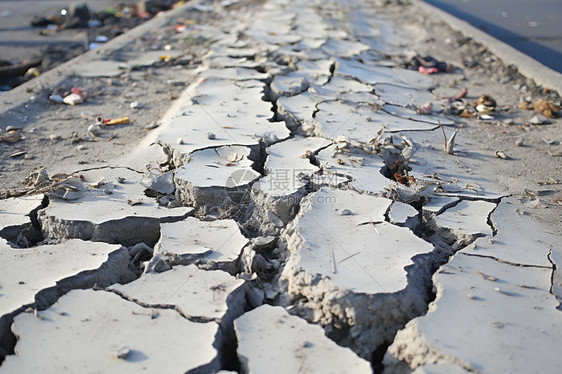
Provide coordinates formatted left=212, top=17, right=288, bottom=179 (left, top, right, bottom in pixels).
left=415, top=0, right=562, bottom=95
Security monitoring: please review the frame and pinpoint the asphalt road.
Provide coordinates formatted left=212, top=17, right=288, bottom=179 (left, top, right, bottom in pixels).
left=0, top=0, right=119, bottom=61
left=424, top=0, right=562, bottom=73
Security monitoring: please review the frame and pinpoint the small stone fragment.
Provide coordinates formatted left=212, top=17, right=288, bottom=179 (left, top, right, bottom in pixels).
left=113, top=346, right=130, bottom=359
left=49, top=94, right=64, bottom=103
left=530, top=114, right=549, bottom=125
left=88, top=124, right=103, bottom=137
left=207, top=132, right=216, bottom=140
left=494, top=150, right=509, bottom=159
left=63, top=93, right=83, bottom=105
left=130, top=101, right=145, bottom=109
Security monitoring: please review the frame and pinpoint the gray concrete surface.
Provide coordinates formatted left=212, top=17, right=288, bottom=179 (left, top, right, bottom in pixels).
left=0, top=0, right=561, bottom=372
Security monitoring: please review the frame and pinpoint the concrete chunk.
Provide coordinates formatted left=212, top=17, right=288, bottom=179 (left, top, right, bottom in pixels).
left=460, top=197, right=554, bottom=267
left=316, top=145, right=391, bottom=195
left=433, top=200, right=497, bottom=240
left=154, top=78, right=290, bottom=158
left=38, top=168, right=193, bottom=246
left=385, top=253, right=562, bottom=373
left=153, top=217, right=249, bottom=268
left=175, top=145, right=261, bottom=207
left=251, top=136, right=328, bottom=226
left=1, top=290, right=219, bottom=374
left=234, top=305, right=371, bottom=374
left=282, top=188, right=436, bottom=357
left=0, top=239, right=132, bottom=318
left=110, top=265, right=246, bottom=321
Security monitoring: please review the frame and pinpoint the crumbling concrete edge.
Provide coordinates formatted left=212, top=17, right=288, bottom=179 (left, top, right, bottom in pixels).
left=415, top=0, right=562, bottom=95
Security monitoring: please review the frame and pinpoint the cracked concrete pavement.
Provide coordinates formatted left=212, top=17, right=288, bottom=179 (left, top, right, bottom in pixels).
left=0, top=0, right=561, bottom=373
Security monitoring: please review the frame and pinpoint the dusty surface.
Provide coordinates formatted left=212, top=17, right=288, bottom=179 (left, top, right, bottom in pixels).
left=0, top=0, right=561, bottom=373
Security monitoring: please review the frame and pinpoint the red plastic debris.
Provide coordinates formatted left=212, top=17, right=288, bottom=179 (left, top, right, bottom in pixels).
left=70, top=87, right=87, bottom=100
left=418, top=66, right=439, bottom=75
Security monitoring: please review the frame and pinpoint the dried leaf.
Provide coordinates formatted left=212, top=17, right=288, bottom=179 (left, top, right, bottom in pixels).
left=532, top=100, right=559, bottom=119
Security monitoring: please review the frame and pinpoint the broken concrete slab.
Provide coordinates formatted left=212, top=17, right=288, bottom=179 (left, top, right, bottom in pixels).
left=0, top=195, right=43, bottom=228
left=38, top=168, right=193, bottom=246
left=316, top=145, right=392, bottom=195
left=296, top=59, right=334, bottom=85
left=282, top=188, right=436, bottom=357
left=234, top=304, right=371, bottom=373
left=384, top=253, right=562, bottom=373
left=283, top=187, right=429, bottom=293
left=432, top=200, right=497, bottom=242
left=0, top=239, right=132, bottom=318
left=459, top=197, right=554, bottom=267
left=270, top=71, right=310, bottom=99
left=0, top=195, right=44, bottom=247
left=335, top=58, right=434, bottom=90
left=422, top=196, right=460, bottom=215
left=174, top=145, right=261, bottom=208
left=320, top=39, right=370, bottom=58
left=153, top=217, right=248, bottom=270
left=153, top=78, right=290, bottom=158
left=389, top=201, right=419, bottom=227
left=251, top=136, right=328, bottom=227
left=375, top=82, right=442, bottom=112
left=110, top=264, right=246, bottom=322
left=1, top=289, right=220, bottom=373
left=308, top=100, right=439, bottom=142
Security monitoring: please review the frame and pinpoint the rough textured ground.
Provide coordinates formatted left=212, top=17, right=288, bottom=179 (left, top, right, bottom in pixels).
left=0, top=0, right=560, bottom=373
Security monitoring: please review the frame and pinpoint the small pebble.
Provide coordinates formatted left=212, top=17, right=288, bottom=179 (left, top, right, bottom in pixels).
left=494, top=150, right=509, bottom=159
left=530, top=114, right=548, bottom=125
left=113, top=346, right=130, bottom=359
left=176, top=137, right=184, bottom=145
left=130, top=101, right=145, bottom=109
left=207, top=132, right=216, bottom=140
left=49, top=94, right=64, bottom=103
left=63, top=93, right=83, bottom=105
left=340, top=209, right=353, bottom=216
left=88, top=124, right=103, bottom=137
left=145, top=121, right=159, bottom=130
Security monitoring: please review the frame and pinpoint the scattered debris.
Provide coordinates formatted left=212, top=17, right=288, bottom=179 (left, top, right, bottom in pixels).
left=104, top=117, right=130, bottom=125
left=416, top=101, right=433, bottom=115
left=63, top=93, right=83, bottom=105
left=145, top=121, right=159, bottom=130
left=49, top=94, right=64, bottom=103
left=530, top=114, right=550, bottom=125
left=443, top=87, right=468, bottom=102
left=113, top=346, right=131, bottom=360
left=406, top=54, right=450, bottom=73
left=87, top=124, right=103, bottom=137
left=0, top=132, right=25, bottom=144
left=9, top=150, right=27, bottom=158
left=494, top=150, right=509, bottom=159
left=130, top=101, right=145, bottom=109
left=532, top=100, right=559, bottom=118
left=438, top=121, right=458, bottom=154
